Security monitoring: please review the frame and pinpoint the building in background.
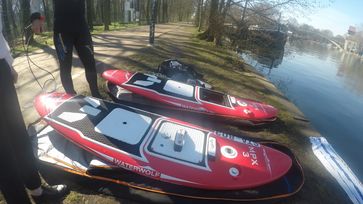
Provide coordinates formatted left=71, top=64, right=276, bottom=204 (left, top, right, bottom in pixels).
left=124, top=0, right=139, bottom=23
left=347, top=26, right=356, bottom=35
left=344, top=26, right=362, bottom=53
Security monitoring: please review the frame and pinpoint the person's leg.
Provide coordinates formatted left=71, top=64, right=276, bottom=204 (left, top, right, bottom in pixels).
left=74, top=29, right=101, bottom=97
left=0, top=60, right=69, bottom=202
left=54, top=32, right=76, bottom=94
left=0, top=60, right=42, bottom=190
left=0, top=131, right=32, bottom=204
left=0, top=59, right=32, bottom=204
left=0, top=127, right=32, bottom=204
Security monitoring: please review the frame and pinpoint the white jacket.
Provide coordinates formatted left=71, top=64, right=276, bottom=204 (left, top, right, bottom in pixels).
left=0, top=9, right=13, bottom=65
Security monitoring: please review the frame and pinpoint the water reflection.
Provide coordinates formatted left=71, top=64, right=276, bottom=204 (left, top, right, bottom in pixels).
left=241, top=39, right=363, bottom=95
left=239, top=44, right=284, bottom=75
left=288, top=40, right=331, bottom=61
left=337, top=53, right=363, bottom=96
left=239, top=39, right=363, bottom=180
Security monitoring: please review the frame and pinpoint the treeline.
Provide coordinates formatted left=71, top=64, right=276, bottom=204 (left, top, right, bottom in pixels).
left=2, top=0, right=332, bottom=51
left=287, top=22, right=341, bottom=44
left=1, top=0, right=196, bottom=48
left=194, top=0, right=330, bottom=47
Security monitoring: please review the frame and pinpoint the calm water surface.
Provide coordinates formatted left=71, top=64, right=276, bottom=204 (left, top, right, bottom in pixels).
left=240, top=40, right=363, bottom=181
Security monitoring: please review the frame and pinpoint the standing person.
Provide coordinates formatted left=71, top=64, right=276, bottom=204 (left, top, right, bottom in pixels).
left=30, top=0, right=102, bottom=98
left=0, top=7, right=68, bottom=204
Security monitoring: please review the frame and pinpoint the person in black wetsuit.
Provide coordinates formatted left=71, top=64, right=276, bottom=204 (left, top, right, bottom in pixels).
left=30, top=0, right=102, bottom=98
left=0, top=8, right=68, bottom=204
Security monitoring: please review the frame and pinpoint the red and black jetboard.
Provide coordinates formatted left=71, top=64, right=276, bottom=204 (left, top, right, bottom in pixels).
left=102, top=69, right=278, bottom=125
left=34, top=93, right=291, bottom=190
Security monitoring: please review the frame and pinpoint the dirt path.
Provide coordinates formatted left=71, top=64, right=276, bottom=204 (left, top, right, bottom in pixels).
left=13, top=23, right=181, bottom=125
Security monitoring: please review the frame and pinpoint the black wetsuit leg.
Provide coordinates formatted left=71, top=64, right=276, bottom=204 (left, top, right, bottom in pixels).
left=0, top=59, right=40, bottom=204
left=54, top=32, right=76, bottom=94
left=74, top=29, right=100, bottom=97
left=54, top=30, right=100, bottom=97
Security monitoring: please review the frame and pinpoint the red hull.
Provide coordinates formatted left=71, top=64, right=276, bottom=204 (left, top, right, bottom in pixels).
left=34, top=93, right=291, bottom=190
left=102, top=69, right=278, bottom=123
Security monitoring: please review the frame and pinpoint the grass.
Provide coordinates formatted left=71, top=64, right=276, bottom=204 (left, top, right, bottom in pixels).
left=12, top=22, right=140, bottom=57
left=63, top=191, right=84, bottom=204
left=13, top=32, right=54, bottom=57
left=92, top=22, right=139, bottom=34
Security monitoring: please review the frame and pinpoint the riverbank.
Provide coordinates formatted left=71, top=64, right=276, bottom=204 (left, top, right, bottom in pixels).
left=1, top=23, right=352, bottom=203
left=97, top=24, right=351, bottom=203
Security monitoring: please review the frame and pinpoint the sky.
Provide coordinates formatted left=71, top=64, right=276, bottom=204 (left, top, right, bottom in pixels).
left=296, top=0, right=363, bottom=36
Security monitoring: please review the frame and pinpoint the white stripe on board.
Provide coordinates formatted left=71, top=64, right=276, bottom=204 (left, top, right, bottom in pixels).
left=310, top=137, right=363, bottom=204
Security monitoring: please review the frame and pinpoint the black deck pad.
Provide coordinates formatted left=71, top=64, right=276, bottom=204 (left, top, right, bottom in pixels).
left=47, top=95, right=159, bottom=158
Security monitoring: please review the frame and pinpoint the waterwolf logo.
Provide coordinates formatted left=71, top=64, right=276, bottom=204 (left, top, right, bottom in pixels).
left=113, top=158, right=161, bottom=178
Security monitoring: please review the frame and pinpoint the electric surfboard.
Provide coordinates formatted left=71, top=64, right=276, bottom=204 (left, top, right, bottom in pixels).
left=102, top=69, right=278, bottom=125
left=34, top=93, right=291, bottom=190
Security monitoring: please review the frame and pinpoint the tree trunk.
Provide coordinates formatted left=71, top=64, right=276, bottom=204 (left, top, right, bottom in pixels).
left=198, top=0, right=204, bottom=31
left=42, top=0, right=52, bottom=31
left=241, top=0, right=249, bottom=22
left=162, top=0, right=168, bottom=23
left=1, top=0, right=13, bottom=45
left=9, top=0, right=19, bottom=37
left=98, top=0, right=104, bottom=25
left=195, top=0, right=201, bottom=26
left=199, top=0, right=218, bottom=42
left=103, top=0, right=111, bottom=30
left=20, top=0, right=32, bottom=42
left=121, top=0, right=125, bottom=23
left=149, top=0, right=157, bottom=44
left=157, top=0, right=161, bottom=23
left=218, top=0, right=225, bottom=14
left=214, top=0, right=232, bottom=46
left=20, top=0, right=30, bottom=27
left=146, top=0, right=151, bottom=24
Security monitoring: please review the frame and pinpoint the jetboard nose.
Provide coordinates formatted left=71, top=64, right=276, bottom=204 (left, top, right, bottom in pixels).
left=34, top=93, right=74, bottom=117
left=102, top=69, right=131, bottom=85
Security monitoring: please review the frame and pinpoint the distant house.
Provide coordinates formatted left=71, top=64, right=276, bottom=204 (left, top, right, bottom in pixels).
left=124, top=0, right=139, bottom=23
left=348, top=26, right=356, bottom=35
left=344, top=26, right=361, bottom=53
left=344, top=38, right=359, bottom=52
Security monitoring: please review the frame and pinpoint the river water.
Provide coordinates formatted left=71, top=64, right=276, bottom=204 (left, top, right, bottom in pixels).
left=240, top=40, right=363, bottom=181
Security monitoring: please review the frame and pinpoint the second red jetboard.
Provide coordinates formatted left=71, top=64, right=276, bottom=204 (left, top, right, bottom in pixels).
left=34, top=93, right=291, bottom=190
left=102, top=69, right=278, bottom=125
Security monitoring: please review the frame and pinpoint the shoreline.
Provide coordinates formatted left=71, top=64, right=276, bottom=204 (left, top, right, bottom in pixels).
left=99, top=24, right=351, bottom=203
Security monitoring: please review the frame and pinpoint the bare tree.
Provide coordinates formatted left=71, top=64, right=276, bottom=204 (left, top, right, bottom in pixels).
left=42, top=0, right=52, bottom=31
left=103, top=0, right=111, bottom=30
left=198, top=0, right=330, bottom=46
left=199, top=0, right=232, bottom=46
left=1, top=0, right=12, bottom=43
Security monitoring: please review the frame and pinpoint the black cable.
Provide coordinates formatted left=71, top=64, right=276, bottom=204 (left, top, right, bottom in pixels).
left=22, top=24, right=56, bottom=92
